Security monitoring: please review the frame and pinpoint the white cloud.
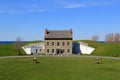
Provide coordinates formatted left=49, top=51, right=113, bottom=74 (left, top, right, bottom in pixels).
left=65, top=2, right=113, bottom=9
left=0, top=0, right=119, bottom=15
left=62, top=0, right=118, bottom=9
left=0, top=3, right=51, bottom=15
left=65, top=4, right=87, bottom=8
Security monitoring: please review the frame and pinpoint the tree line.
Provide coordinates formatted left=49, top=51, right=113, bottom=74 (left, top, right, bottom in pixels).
left=92, top=33, right=120, bottom=42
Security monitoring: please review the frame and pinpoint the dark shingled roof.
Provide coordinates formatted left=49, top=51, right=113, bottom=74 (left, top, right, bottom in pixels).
left=45, top=30, right=72, bottom=39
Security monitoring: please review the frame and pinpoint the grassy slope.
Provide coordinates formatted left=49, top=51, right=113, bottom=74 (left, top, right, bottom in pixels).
left=0, top=41, right=43, bottom=56
left=0, top=57, right=120, bottom=80
left=0, top=44, right=18, bottom=56
left=79, top=40, right=120, bottom=56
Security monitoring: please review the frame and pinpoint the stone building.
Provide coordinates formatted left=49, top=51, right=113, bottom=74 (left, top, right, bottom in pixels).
left=44, top=29, right=73, bottom=55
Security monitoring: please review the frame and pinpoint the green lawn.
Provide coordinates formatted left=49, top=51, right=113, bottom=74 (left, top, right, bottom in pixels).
left=75, top=40, right=120, bottom=56
left=0, top=44, right=26, bottom=56
left=0, top=41, right=42, bottom=56
left=0, top=57, right=120, bottom=80
left=0, top=44, right=18, bottom=56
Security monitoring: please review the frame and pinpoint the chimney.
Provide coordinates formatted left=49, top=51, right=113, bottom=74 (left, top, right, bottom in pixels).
left=70, top=29, right=72, bottom=34
left=45, top=29, right=49, bottom=34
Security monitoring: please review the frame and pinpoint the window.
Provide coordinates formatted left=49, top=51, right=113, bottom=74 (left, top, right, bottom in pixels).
left=62, top=42, right=65, bottom=46
left=52, top=49, right=54, bottom=53
left=62, top=49, right=65, bottom=53
left=52, top=42, right=54, bottom=46
left=47, top=42, right=49, bottom=46
left=47, top=49, right=49, bottom=53
left=67, top=42, right=70, bottom=46
left=57, top=42, right=59, bottom=46
left=67, top=49, right=70, bottom=53
left=40, top=49, right=41, bottom=52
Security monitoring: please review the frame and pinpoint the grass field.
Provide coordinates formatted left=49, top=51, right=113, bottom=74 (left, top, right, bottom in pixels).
left=0, top=44, right=26, bottom=56
left=0, top=57, right=120, bottom=80
left=76, top=40, right=120, bottom=56
left=0, top=44, right=18, bottom=56
left=0, top=41, right=42, bottom=56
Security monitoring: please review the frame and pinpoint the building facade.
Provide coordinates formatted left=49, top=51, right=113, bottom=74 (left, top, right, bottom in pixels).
left=44, top=29, right=73, bottom=55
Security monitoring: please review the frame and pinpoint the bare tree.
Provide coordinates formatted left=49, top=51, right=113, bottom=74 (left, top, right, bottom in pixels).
left=114, top=33, right=120, bottom=42
left=92, top=35, right=99, bottom=41
left=105, top=33, right=120, bottom=42
left=14, top=37, right=23, bottom=55
left=105, top=33, right=114, bottom=42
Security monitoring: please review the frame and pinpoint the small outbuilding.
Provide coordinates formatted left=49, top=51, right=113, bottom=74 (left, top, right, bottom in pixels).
left=22, top=43, right=44, bottom=55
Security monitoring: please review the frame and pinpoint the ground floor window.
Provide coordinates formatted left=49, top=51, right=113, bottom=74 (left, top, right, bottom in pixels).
left=52, top=49, right=54, bottom=53
left=40, top=49, right=41, bottom=52
left=47, top=49, right=49, bottom=53
left=67, top=49, right=70, bottom=53
left=62, top=49, right=65, bottom=53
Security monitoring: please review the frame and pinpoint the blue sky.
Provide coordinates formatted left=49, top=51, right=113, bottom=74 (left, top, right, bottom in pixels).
left=0, top=0, right=120, bottom=41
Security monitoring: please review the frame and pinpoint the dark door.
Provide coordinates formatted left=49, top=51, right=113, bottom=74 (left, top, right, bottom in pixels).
left=36, top=49, right=38, bottom=54
left=56, top=49, right=59, bottom=54
left=56, top=49, right=63, bottom=55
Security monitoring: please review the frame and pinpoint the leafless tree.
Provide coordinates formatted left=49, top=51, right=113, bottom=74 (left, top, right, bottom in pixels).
left=105, top=33, right=114, bottom=42
left=105, top=33, right=120, bottom=42
left=114, top=33, right=120, bottom=42
left=92, top=35, right=99, bottom=41
left=14, top=37, right=23, bottom=55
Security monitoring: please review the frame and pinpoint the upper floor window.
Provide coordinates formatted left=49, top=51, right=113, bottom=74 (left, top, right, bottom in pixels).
left=62, top=42, right=65, bottom=46
left=47, top=42, right=49, bottom=46
left=57, top=42, right=59, bottom=46
left=52, top=42, right=54, bottom=46
left=67, top=42, right=70, bottom=46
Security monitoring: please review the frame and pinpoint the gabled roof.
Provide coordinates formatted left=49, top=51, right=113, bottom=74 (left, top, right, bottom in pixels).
left=44, top=29, right=73, bottom=40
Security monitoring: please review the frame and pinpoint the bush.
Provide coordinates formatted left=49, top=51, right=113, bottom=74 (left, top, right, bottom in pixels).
left=94, top=57, right=102, bottom=64
left=112, top=54, right=119, bottom=57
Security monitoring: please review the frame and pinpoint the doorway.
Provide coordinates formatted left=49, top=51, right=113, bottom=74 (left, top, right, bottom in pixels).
left=56, top=49, right=63, bottom=55
left=36, top=49, right=38, bottom=54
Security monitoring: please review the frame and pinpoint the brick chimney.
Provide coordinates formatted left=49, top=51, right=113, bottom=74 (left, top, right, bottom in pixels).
left=45, top=29, right=49, bottom=34
left=70, top=29, right=72, bottom=34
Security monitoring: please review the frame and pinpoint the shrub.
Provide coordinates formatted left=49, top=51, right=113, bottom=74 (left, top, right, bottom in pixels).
left=112, top=54, right=119, bottom=57
left=94, top=57, right=102, bottom=64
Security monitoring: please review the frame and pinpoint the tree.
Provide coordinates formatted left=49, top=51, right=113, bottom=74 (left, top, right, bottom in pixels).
left=92, top=35, right=99, bottom=41
left=114, top=33, right=120, bottom=42
left=105, top=33, right=120, bottom=42
left=14, top=37, right=23, bottom=55
left=105, top=33, right=114, bottom=42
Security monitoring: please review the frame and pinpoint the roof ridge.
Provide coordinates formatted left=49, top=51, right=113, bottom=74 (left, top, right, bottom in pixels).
left=48, top=30, right=69, bottom=31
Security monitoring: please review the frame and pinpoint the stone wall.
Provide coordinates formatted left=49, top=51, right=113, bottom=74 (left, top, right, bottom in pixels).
left=45, top=40, right=72, bottom=55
